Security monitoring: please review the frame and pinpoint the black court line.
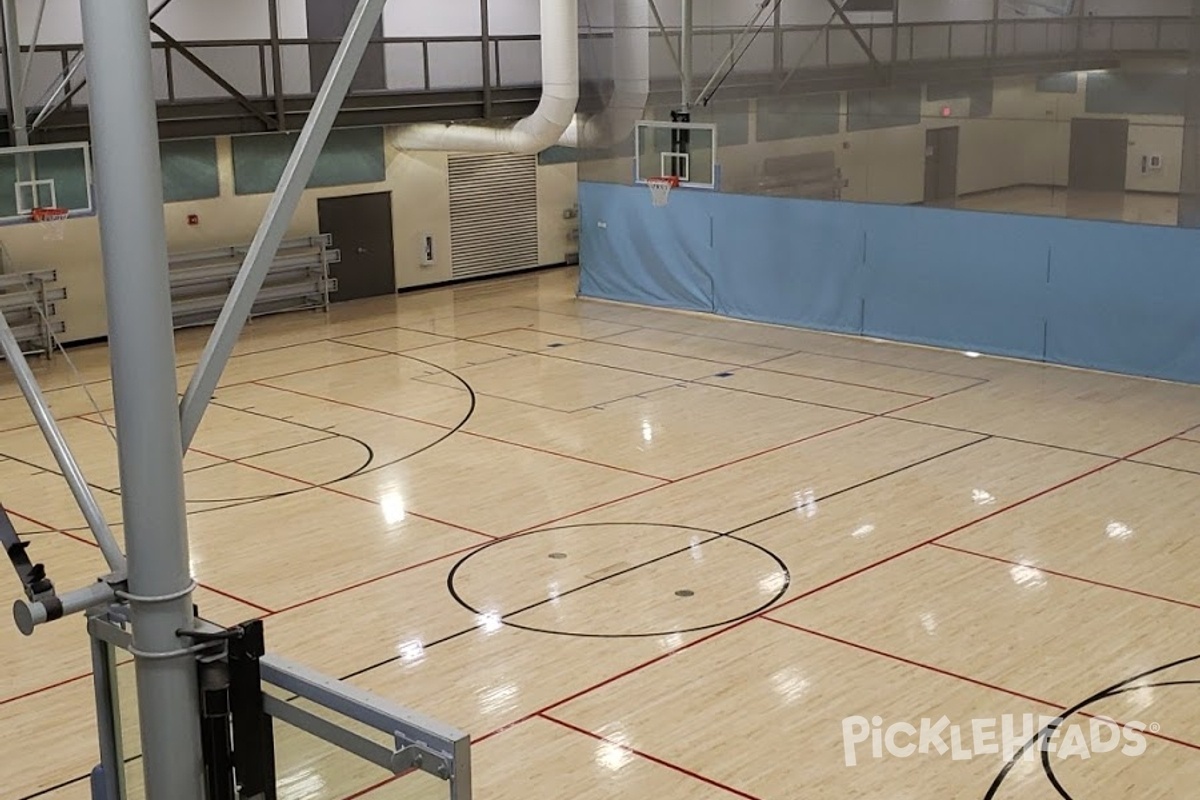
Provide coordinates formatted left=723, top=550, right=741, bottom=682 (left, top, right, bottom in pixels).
left=336, top=435, right=989, bottom=682
left=334, top=337, right=694, bottom=418
left=36, top=352, right=476, bottom=531
left=514, top=304, right=992, bottom=382
left=180, top=433, right=341, bottom=475
left=986, top=656, right=1200, bottom=799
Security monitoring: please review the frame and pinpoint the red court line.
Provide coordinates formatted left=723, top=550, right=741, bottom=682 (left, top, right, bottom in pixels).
left=539, top=713, right=765, bottom=799
left=253, top=381, right=672, bottom=483
left=270, top=539, right=488, bottom=615
left=478, top=429, right=1191, bottom=743
left=185, top=444, right=496, bottom=541
left=931, top=542, right=1200, bottom=611
left=0, top=670, right=94, bottom=707
left=762, top=617, right=1200, bottom=754
left=42, top=350, right=396, bottom=425
left=562, top=332, right=938, bottom=399
left=507, top=413, right=889, bottom=536
left=739, top=362, right=935, bottom=399
left=4, top=508, right=275, bottom=616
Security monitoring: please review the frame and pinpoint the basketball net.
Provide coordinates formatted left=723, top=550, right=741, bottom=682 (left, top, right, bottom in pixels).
left=30, top=207, right=69, bottom=241
left=647, top=176, right=680, bottom=207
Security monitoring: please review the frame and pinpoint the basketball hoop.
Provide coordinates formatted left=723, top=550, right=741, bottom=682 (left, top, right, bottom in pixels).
left=30, top=207, right=69, bottom=241
left=647, top=176, right=680, bottom=207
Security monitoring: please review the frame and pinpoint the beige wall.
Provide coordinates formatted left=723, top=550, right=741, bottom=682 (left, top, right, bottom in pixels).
left=0, top=131, right=579, bottom=343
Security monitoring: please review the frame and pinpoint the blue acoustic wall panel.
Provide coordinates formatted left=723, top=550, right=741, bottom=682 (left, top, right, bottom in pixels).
left=711, top=193, right=866, bottom=334
left=1045, top=222, right=1200, bottom=383
left=578, top=183, right=716, bottom=312
left=578, top=181, right=1200, bottom=384
left=861, top=206, right=1053, bottom=359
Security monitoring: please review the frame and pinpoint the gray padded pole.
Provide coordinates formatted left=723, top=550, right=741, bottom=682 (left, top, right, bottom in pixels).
left=1, top=0, right=28, bottom=146
left=178, top=0, right=390, bottom=448
left=79, top=0, right=205, bottom=797
left=0, top=311, right=126, bottom=575
left=680, top=0, right=694, bottom=111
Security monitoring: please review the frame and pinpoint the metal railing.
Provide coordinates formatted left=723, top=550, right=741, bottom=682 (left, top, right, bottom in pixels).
left=601, top=15, right=1191, bottom=84
left=7, top=33, right=541, bottom=129
left=3, top=16, right=1188, bottom=132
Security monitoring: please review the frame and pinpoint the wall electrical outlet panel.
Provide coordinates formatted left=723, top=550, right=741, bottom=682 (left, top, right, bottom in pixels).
left=420, top=233, right=436, bottom=266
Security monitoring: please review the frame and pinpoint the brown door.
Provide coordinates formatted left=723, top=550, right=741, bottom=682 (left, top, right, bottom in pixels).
left=1068, top=118, right=1129, bottom=191
left=319, top=192, right=396, bottom=303
left=924, top=126, right=959, bottom=205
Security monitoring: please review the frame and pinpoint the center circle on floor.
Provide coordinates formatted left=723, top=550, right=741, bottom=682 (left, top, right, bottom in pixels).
left=447, top=522, right=790, bottom=639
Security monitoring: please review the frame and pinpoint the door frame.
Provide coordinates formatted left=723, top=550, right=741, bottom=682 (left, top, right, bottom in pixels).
left=924, top=125, right=960, bottom=205
left=318, top=190, right=396, bottom=303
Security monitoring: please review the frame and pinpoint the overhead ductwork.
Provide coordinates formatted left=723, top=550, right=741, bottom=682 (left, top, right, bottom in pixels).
left=391, top=0, right=578, bottom=154
left=559, top=0, right=651, bottom=148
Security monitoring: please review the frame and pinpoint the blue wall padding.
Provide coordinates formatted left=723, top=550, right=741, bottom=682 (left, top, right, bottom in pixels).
left=578, top=181, right=1200, bottom=384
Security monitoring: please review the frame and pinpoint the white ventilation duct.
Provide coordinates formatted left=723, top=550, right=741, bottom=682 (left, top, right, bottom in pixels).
left=391, top=0, right=578, bottom=154
left=559, top=0, right=650, bottom=148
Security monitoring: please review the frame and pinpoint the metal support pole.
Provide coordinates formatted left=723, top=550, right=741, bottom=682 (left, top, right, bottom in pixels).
left=772, top=1, right=783, bottom=80
left=13, top=579, right=117, bottom=635
left=28, top=0, right=180, bottom=134
left=90, top=631, right=127, bottom=800
left=179, top=0, right=390, bottom=449
left=79, top=1, right=205, bottom=798
left=680, top=0, right=693, bottom=112
left=892, top=0, right=901, bottom=66
left=0, top=311, right=126, bottom=574
left=647, top=0, right=683, bottom=78
left=823, top=0, right=880, bottom=69
left=16, top=0, right=48, bottom=108
left=481, top=0, right=493, bottom=117
left=1, top=0, right=28, bottom=145
left=991, top=0, right=1000, bottom=60
left=694, top=0, right=778, bottom=107
left=268, top=0, right=287, bottom=131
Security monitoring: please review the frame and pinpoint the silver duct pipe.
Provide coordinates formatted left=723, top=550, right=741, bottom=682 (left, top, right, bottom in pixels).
left=392, top=0, right=578, bottom=154
left=560, top=0, right=650, bottom=148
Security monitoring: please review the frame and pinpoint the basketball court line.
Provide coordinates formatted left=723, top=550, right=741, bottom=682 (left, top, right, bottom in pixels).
left=0, top=447, right=122, bottom=494
left=447, top=336, right=929, bottom=417
left=3, top=508, right=273, bottom=615
left=452, top=425, right=1197, bottom=767
left=337, top=336, right=702, bottom=420
left=930, top=542, right=1200, bottom=611
left=193, top=448, right=496, bottom=542
left=251, top=378, right=676, bottom=484
left=180, top=434, right=341, bottom=476
left=328, top=437, right=990, bottom=685
left=514, top=303, right=991, bottom=382
left=0, top=322, right=411, bottom=407
left=6, top=423, right=1181, bottom=749
left=1127, top=454, right=1200, bottom=480
left=1, top=667, right=117, bottom=707
left=0, top=348, right=393, bottom=438
left=539, top=713, right=764, bottom=800
left=11, top=284, right=1200, bottom=796
left=762, top=617, right=1200, bottom=753
left=474, top=323, right=940, bottom=399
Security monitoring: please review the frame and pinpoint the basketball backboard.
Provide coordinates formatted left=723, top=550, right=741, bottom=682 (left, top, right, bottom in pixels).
left=635, top=121, right=718, bottom=190
left=0, top=142, right=95, bottom=224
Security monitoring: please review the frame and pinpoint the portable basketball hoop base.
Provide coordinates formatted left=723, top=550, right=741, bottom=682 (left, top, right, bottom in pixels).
left=648, top=176, right=680, bottom=207
left=30, top=207, right=69, bottom=241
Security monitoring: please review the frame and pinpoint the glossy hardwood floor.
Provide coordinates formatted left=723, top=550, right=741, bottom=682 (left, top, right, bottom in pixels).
left=953, top=186, right=1180, bottom=226
left=3, top=266, right=1200, bottom=799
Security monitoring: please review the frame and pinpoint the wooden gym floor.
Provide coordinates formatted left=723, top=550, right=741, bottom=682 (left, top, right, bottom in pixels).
left=3, top=265, right=1200, bottom=799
